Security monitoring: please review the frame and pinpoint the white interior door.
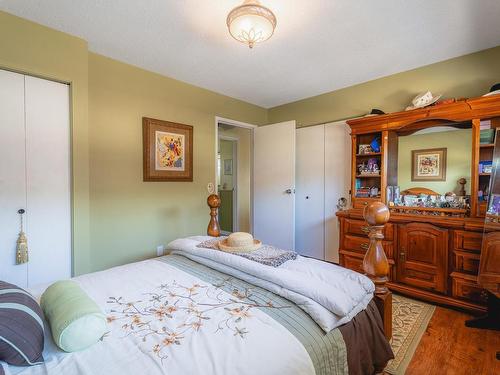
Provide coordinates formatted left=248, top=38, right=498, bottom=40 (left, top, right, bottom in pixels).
left=296, top=125, right=325, bottom=259
left=325, top=121, right=351, bottom=263
left=253, top=121, right=296, bottom=249
left=0, top=69, right=28, bottom=287
left=25, top=76, right=71, bottom=287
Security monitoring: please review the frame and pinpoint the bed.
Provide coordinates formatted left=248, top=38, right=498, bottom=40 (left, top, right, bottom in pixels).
left=2, top=198, right=393, bottom=375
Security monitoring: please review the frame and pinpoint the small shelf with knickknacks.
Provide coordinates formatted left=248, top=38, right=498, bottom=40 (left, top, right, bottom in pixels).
left=478, top=121, right=496, bottom=216
left=386, top=186, right=470, bottom=217
left=352, top=131, right=383, bottom=207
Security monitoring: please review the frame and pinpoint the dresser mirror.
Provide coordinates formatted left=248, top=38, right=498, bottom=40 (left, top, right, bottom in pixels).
left=384, top=122, right=476, bottom=216
left=396, top=125, right=472, bottom=205
left=466, top=128, right=500, bottom=330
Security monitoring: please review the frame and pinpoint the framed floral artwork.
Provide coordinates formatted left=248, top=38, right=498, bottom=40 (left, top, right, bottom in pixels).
left=143, top=117, right=193, bottom=181
left=411, top=148, right=447, bottom=181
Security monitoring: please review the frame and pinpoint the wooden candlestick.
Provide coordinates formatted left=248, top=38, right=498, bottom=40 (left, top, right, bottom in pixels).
left=458, top=177, right=467, bottom=197
left=207, top=194, right=221, bottom=237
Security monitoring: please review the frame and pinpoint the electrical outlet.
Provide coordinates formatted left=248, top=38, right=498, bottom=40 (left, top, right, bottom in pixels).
left=156, top=245, right=164, bottom=257
left=207, top=182, right=215, bottom=194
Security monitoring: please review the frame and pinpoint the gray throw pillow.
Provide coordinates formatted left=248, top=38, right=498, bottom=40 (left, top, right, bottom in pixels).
left=0, top=281, right=44, bottom=367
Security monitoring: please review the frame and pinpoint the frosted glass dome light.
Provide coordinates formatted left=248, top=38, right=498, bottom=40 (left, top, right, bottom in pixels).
left=227, top=0, right=277, bottom=49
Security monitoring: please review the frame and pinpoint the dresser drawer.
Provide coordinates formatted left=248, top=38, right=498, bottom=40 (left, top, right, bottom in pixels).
left=343, top=218, right=394, bottom=240
left=453, top=250, right=480, bottom=275
left=451, top=273, right=488, bottom=304
left=453, top=230, right=483, bottom=253
left=352, top=198, right=373, bottom=209
left=341, top=254, right=365, bottom=274
left=342, top=234, right=394, bottom=258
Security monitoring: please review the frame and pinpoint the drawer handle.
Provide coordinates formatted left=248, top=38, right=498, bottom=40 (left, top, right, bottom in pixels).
left=480, top=290, right=489, bottom=300
left=360, top=243, right=369, bottom=250
left=361, top=226, right=370, bottom=233
left=400, top=246, right=406, bottom=262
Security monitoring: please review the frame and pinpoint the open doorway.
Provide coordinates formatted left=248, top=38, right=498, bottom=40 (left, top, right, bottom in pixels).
left=218, top=136, right=237, bottom=233
left=216, top=117, right=256, bottom=235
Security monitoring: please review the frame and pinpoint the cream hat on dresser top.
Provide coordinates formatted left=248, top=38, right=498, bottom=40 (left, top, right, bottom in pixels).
left=405, top=91, right=442, bottom=111
left=218, top=232, right=262, bottom=253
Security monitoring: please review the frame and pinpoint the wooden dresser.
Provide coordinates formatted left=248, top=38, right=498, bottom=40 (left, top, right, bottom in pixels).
left=338, top=209, right=487, bottom=312
left=337, top=95, right=500, bottom=313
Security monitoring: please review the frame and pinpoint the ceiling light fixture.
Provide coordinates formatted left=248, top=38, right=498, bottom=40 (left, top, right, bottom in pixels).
left=226, top=0, right=277, bottom=49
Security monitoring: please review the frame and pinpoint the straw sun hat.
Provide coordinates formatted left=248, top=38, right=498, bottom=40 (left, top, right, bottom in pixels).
left=218, top=232, right=262, bottom=253
left=405, top=91, right=442, bottom=111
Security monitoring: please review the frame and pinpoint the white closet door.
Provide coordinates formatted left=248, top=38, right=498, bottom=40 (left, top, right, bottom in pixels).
left=0, top=70, right=28, bottom=287
left=325, top=121, right=351, bottom=263
left=295, top=125, right=325, bottom=259
left=25, top=76, right=71, bottom=286
left=253, top=121, right=296, bottom=249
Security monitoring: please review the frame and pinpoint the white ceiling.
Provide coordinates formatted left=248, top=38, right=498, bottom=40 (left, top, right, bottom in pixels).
left=2, top=0, right=500, bottom=108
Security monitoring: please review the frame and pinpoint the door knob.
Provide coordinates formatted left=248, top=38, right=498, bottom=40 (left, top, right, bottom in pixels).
left=285, top=188, right=294, bottom=194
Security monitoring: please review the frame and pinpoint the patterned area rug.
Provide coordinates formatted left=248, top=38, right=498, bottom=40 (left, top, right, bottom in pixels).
left=385, top=294, right=436, bottom=375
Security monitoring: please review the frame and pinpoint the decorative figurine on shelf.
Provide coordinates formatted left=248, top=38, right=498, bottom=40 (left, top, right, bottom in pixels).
left=367, top=158, right=380, bottom=174
left=358, top=159, right=380, bottom=175
left=426, top=195, right=434, bottom=207
left=458, top=178, right=467, bottom=197
left=358, top=144, right=372, bottom=154
left=358, top=162, right=366, bottom=175
left=386, top=186, right=394, bottom=204
left=445, top=192, right=456, bottom=202
left=336, top=197, right=348, bottom=211
left=370, top=136, right=381, bottom=153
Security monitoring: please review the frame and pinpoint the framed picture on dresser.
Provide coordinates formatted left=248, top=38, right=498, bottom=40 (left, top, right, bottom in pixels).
left=142, top=117, right=193, bottom=181
left=411, top=147, right=447, bottom=181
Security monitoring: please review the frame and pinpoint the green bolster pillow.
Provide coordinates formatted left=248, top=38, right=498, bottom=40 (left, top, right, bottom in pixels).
left=40, top=280, right=107, bottom=352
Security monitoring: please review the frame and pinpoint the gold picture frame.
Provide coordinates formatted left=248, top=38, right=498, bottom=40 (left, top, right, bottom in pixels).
left=143, top=117, right=193, bottom=182
left=411, top=147, right=447, bottom=181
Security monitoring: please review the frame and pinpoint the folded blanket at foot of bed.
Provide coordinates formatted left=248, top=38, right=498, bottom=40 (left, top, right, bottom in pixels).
left=196, top=236, right=298, bottom=267
left=167, top=236, right=375, bottom=332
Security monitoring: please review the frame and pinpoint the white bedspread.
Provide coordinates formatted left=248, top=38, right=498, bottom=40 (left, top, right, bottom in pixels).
left=3, top=258, right=315, bottom=375
left=167, top=236, right=375, bottom=332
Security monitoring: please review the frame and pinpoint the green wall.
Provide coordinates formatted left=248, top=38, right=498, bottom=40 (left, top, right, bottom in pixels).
left=87, top=54, right=267, bottom=271
left=268, top=46, right=500, bottom=127
left=397, top=129, right=472, bottom=195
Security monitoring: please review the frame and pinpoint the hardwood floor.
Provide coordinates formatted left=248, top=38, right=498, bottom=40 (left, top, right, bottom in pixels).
left=405, top=306, right=500, bottom=375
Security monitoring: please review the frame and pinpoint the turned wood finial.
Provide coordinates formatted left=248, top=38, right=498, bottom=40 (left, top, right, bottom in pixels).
left=207, top=194, right=221, bottom=237
left=363, top=201, right=392, bottom=340
left=363, top=201, right=390, bottom=293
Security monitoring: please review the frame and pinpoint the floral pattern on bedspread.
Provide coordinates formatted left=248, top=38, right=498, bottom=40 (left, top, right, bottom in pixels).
left=105, top=277, right=291, bottom=362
